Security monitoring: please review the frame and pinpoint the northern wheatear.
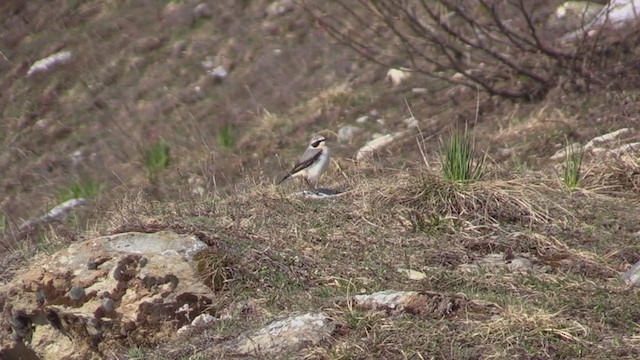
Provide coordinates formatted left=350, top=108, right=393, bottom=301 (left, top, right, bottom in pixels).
left=278, top=134, right=331, bottom=189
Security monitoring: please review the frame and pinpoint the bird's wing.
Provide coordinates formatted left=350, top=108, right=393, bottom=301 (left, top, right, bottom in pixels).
left=289, top=147, right=323, bottom=175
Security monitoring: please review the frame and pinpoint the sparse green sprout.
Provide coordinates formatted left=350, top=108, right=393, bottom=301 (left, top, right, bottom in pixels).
left=56, top=179, right=101, bottom=202
left=143, top=139, right=171, bottom=182
left=218, top=124, right=235, bottom=149
left=440, top=125, right=484, bottom=183
left=562, top=139, right=583, bottom=191
left=127, top=346, right=146, bottom=359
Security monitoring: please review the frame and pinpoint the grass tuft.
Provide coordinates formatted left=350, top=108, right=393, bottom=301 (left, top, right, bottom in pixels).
left=218, top=124, right=235, bottom=149
left=562, top=139, right=583, bottom=191
left=56, top=179, right=101, bottom=202
left=143, top=139, right=171, bottom=182
left=440, top=124, right=484, bottom=183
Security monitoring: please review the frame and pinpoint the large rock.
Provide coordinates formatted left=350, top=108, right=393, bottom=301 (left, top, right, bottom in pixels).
left=0, top=231, right=213, bottom=360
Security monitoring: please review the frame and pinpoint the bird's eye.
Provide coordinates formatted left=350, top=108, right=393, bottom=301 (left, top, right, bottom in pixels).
left=312, top=140, right=322, bottom=148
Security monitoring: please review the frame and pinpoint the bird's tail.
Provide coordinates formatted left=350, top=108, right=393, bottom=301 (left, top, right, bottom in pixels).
left=277, top=174, right=291, bottom=185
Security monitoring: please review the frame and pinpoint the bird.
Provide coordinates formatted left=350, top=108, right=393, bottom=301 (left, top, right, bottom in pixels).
left=278, top=134, right=331, bottom=189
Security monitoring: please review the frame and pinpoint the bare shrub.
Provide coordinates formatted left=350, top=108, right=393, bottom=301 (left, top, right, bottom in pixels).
left=306, top=0, right=640, bottom=100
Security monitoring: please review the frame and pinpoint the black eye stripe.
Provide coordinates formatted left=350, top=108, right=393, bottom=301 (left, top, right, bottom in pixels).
left=311, top=139, right=324, bottom=147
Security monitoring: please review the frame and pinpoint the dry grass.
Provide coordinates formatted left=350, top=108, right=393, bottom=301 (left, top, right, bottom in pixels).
left=52, top=160, right=636, bottom=359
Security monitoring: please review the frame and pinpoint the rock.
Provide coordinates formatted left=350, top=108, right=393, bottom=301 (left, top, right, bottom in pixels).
left=585, top=128, right=633, bottom=150
left=337, top=125, right=361, bottom=143
left=18, top=198, right=88, bottom=233
left=622, top=260, right=640, bottom=287
left=134, top=36, right=165, bottom=53
left=353, top=290, right=465, bottom=317
left=561, top=0, right=639, bottom=41
left=208, top=65, right=228, bottom=81
left=27, top=50, right=72, bottom=77
left=172, top=40, right=187, bottom=58
left=608, top=142, right=640, bottom=156
left=356, top=131, right=408, bottom=161
left=193, top=3, right=212, bottom=19
left=396, top=268, right=427, bottom=280
left=201, top=56, right=215, bottom=70
left=412, top=88, right=428, bottom=94
left=385, top=68, right=412, bottom=87
left=355, top=115, right=369, bottom=124
left=458, top=253, right=545, bottom=273
left=507, top=258, right=533, bottom=271
left=177, top=313, right=216, bottom=336
left=403, top=117, right=419, bottom=129
left=292, top=189, right=347, bottom=200
left=0, top=231, right=213, bottom=359
left=266, top=0, right=295, bottom=17
left=550, top=142, right=582, bottom=161
left=216, top=312, right=335, bottom=356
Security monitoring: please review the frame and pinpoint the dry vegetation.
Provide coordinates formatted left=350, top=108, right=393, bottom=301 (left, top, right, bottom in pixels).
left=1, top=0, right=640, bottom=359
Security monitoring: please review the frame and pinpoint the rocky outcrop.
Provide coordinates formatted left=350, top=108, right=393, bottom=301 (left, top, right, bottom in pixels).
left=0, top=231, right=213, bottom=360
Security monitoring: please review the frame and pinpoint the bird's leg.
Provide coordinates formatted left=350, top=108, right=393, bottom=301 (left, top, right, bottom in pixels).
left=304, top=177, right=314, bottom=190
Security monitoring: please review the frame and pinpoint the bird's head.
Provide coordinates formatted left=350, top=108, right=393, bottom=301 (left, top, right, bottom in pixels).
left=309, top=134, right=327, bottom=149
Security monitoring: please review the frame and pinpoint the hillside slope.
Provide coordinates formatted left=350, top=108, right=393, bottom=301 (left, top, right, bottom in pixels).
left=1, top=1, right=640, bottom=359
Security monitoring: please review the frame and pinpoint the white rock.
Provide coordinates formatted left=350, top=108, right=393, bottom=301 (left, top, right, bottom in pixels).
left=608, top=142, right=640, bottom=156
left=555, top=1, right=602, bottom=19
left=337, top=125, right=361, bottom=143
left=27, top=51, right=72, bottom=77
left=561, top=0, right=640, bottom=41
left=201, top=56, right=215, bottom=69
left=550, top=142, right=582, bottom=161
left=403, top=117, right=419, bottom=129
left=622, top=260, right=640, bottom=287
left=193, top=3, right=212, bottom=19
left=355, top=131, right=408, bottom=161
left=218, top=312, right=335, bottom=356
left=208, top=66, right=228, bottom=80
left=412, top=88, right=428, bottom=94
left=585, top=128, right=632, bottom=150
left=355, top=115, right=369, bottom=124
left=356, top=134, right=395, bottom=161
left=397, top=268, right=427, bottom=280
left=354, top=290, right=419, bottom=310
left=508, top=258, right=533, bottom=271
left=376, top=118, right=385, bottom=125
left=385, top=68, right=412, bottom=87
left=266, top=0, right=295, bottom=17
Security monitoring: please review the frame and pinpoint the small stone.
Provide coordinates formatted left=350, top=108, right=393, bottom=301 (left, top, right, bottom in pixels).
left=101, top=298, right=115, bottom=313
left=403, top=117, right=418, bottom=129
left=412, top=88, right=428, bottom=94
left=191, top=313, right=216, bottom=327
left=193, top=3, right=212, bottom=19
left=355, top=115, right=369, bottom=124
left=376, top=118, right=385, bottom=125
left=266, top=0, right=295, bottom=17
left=172, top=41, right=187, bottom=58
left=68, top=286, right=85, bottom=301
left=508, top=258, right=533, bottom=271
left=622, top=260, right=640, bottom=287
left=208, top=66, right=228, bottom=81
left=27, top=50, right=73, bottom=77
left=337, top=125, right=361, bottom=143
left=385, top=68, right=412, bottom=86
left=397, top=268, right=427, bottom=280
left=134, top=37, right=164, bottom=53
